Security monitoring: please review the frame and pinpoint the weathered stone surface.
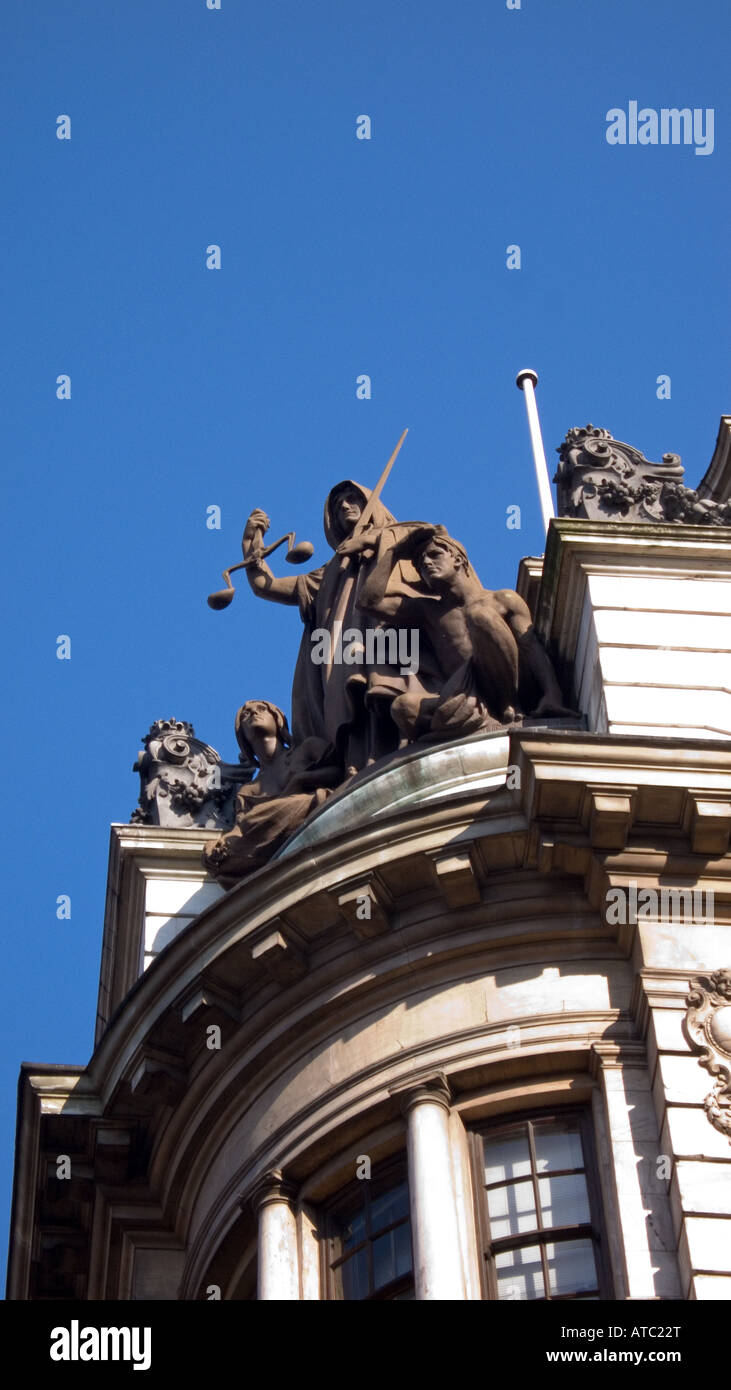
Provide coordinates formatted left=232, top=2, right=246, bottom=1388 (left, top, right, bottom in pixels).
left=555, top=423, right=731, bottom=524
left=132, top=718, right=253, bottom=829
left=684, top=970, right=731, bottom=1143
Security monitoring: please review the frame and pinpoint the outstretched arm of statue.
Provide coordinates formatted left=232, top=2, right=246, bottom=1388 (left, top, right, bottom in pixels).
left=358, top=523, right=436, bottom=618
left=496, top=590, right=575, bottom=716
left=285, top=762, right=342, bottom=793
left=336, top=526, right=382, bottom=558
left=242, top=509, right=299, bottom=606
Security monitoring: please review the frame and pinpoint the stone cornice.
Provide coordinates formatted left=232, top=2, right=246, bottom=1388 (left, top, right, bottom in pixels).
left=86, top=731, right=731, bottom=1122
left=535, top=516, right=731, bottom=653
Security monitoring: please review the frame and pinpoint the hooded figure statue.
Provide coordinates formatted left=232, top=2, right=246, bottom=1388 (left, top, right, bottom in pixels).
left=241, top=481, right=411, bottom=776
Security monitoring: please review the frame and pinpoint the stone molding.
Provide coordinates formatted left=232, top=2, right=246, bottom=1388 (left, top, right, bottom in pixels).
left=685, top=791, right=731, bottom=857
left=390, top=1071, right=452, bottom=1116
left=250, top=924, right=306, bottom=982
left=630, top=970, right=695, bottom=1040
left=588, top=1040, right=648, bottom=1079
left=247, top=1169, right=297, bottom=1215
left=533, top=519, right=731, bottom=665
left=334, top=875, right=393, bottom=938
left=429, top=849, right=481, bottom=907
left=96, top=733, right=731, bottom=1040
left=128, top=1053, right=187, bottom=1106
left=581, top=784, right=636, bottom=851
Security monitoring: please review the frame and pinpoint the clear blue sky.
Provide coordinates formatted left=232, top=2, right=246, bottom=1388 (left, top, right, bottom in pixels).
left=1, top=0, right=728, bottom=1280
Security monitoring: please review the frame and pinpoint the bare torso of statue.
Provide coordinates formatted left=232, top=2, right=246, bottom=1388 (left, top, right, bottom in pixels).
left=357, top=524, right=573, bottom=737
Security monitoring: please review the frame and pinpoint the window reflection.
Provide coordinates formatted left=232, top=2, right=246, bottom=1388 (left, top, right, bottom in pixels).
left=329, top=1171, right=413, bottom=1300
left=480, top=1116, right=603, bottom=1300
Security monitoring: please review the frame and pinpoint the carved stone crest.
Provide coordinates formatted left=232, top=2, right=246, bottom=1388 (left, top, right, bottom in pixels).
left=131, top=718, right=254, bottom=829
left=683, top=969, right=731, bottom=1143
left=555, top=424, right=731, bottom=525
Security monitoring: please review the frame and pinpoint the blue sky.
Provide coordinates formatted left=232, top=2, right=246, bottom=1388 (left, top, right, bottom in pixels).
left=1, top=0, right=728, bottom=1279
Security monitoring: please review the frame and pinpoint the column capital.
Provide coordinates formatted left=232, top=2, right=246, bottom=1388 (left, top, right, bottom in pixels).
left=246, top=1168, right=297, bottom=1215
left=390, top=1071, right=452, bottom=1116
left=589, top=1040, right=647, bottom=1079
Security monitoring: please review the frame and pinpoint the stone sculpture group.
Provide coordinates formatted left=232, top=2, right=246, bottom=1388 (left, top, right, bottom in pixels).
left=201, top=476, right=570, bottom=884
left=129, top=423, right=720, bottom=885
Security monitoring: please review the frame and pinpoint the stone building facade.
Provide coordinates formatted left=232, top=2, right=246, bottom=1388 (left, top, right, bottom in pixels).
left=7, top=418, right=731, bottom=1301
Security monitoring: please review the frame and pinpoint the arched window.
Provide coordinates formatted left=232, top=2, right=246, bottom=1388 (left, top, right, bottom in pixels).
left=471, top=1111, right=611, bottom=1300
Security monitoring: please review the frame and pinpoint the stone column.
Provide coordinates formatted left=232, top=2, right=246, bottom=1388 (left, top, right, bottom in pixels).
left=250, top=1169, right=300, bottom=1301
left=399, top=1075, right=466, bottom=1300
left=590, top=1043, right=680, bottom=1301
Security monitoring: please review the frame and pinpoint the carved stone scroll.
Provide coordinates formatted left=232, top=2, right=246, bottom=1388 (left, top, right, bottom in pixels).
left=683, top=969, right=731, bottom=1144
left=555, top=424, right=731, bottom=525
left=131, top=718, right=254, bottom=829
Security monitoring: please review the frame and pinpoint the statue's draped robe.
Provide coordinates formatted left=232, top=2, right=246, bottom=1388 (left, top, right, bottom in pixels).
left=290, top=482, right=402, bottom=761
left=210, top=736, right=333, bottom=883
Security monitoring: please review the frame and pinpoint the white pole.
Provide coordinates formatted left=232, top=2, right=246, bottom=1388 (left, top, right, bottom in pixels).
left=516, top=368, right=555, bottom=534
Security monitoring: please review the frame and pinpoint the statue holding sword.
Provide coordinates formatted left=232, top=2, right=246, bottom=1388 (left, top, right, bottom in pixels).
left=204, top=429, right=572, bottom=878
left=237, top=431, right=425, bottom=776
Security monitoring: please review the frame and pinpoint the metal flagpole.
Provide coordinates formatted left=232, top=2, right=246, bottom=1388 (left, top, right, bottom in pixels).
left=516, top=368, right=555, bottom=534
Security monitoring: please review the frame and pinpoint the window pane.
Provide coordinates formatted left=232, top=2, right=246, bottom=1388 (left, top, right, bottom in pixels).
left=546, top=1239, right=598, bottom=1297
left=370, top=1181, right=409, bottom=1234
left=337, top=1248, right=369, bottom=1300
left=538, top=1174, right=591, bottom=1229
left=329, top=1174, right=412, bottom=1300
left=495, top=1245, right=545, bottom=1301
left=483, top=1130, right=531, bottom=1184
left=487, top=1178, right=538, bottom=1238
left=534, top=1121, right=584, bottom=1174
left=339, top=1209, right=366, bottom=1251
left=373, top=1221, right=412, bottom=1290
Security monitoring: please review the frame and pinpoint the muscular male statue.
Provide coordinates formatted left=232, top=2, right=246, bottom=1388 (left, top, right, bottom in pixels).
left=354, top=523, right=572, bottom=739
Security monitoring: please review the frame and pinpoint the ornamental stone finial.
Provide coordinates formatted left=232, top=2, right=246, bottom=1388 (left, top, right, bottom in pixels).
left=131, top=718, right=254, bottom=830
left=554, top=424, right=731, bottom=525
